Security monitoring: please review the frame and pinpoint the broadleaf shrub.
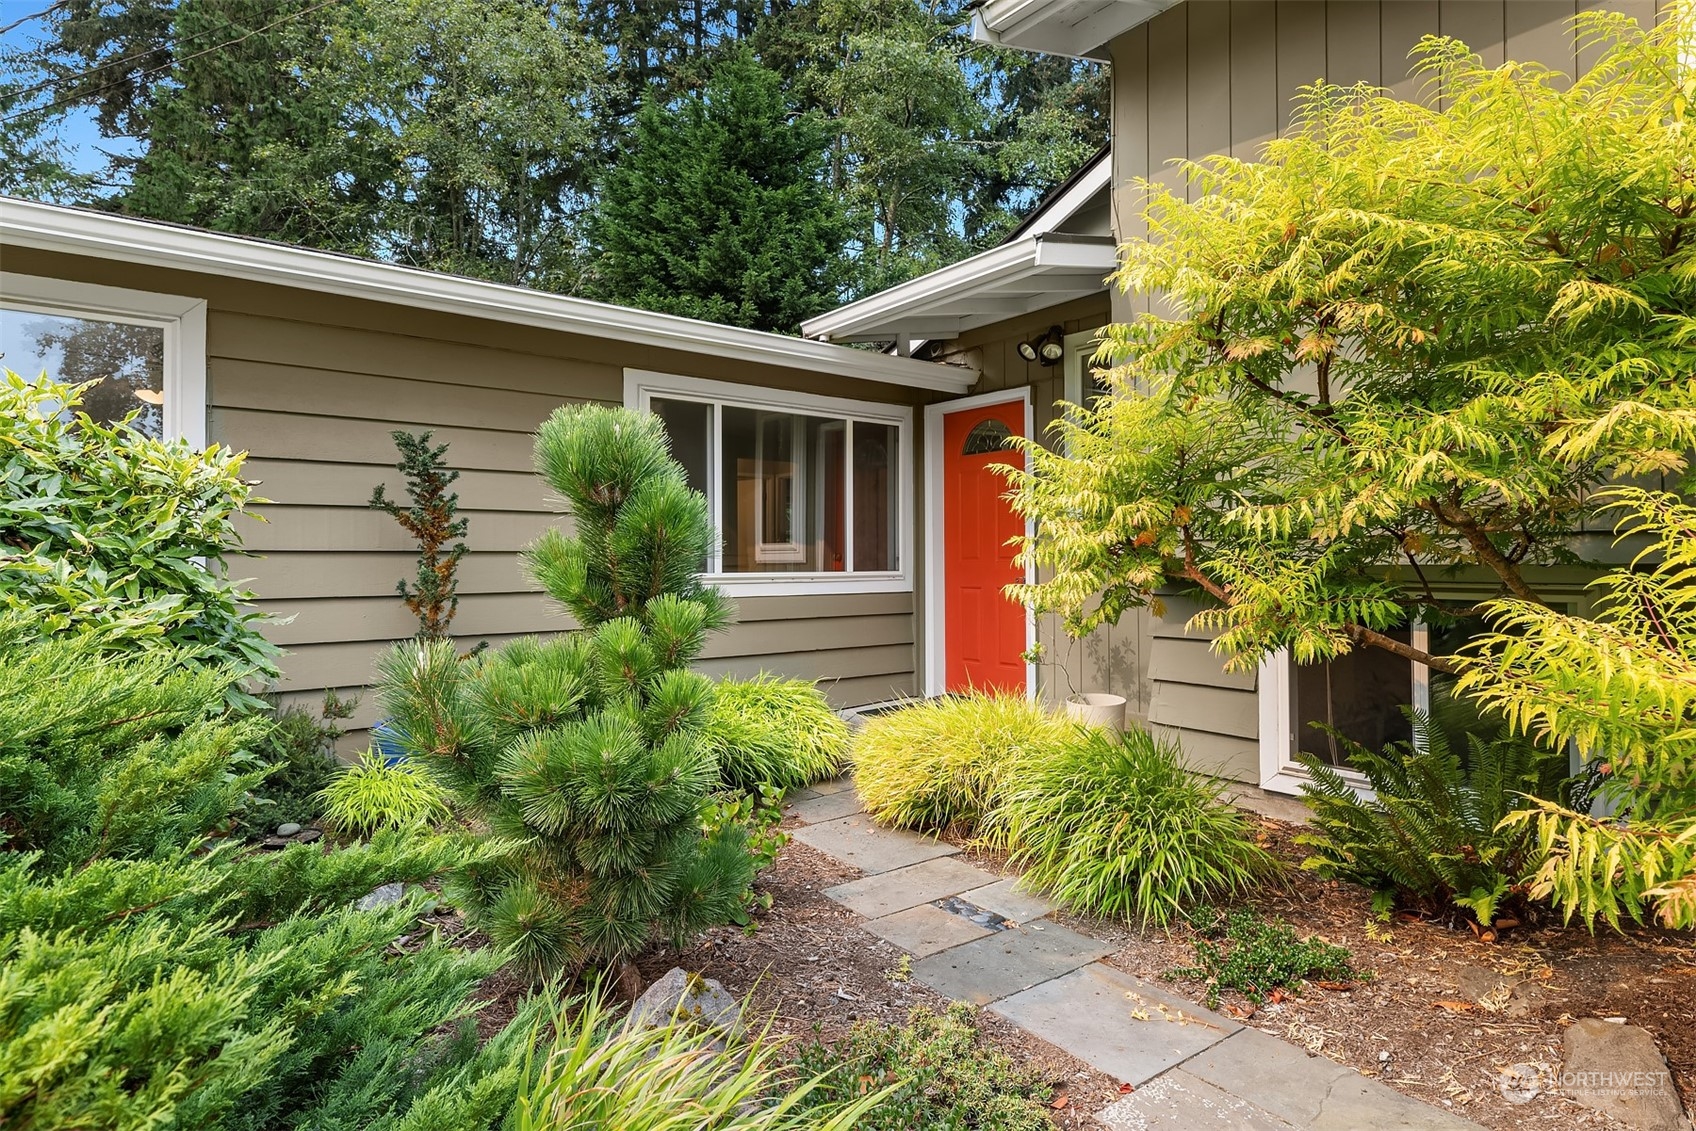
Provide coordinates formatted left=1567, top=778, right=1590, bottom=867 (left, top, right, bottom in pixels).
left=852, top=693, right=1075, bottom=835
left=706, top=674, right=849, bottom=791
left=0, top=621, right=526, bottom=1131
left=1297, top=706, right=1566, bottom=926
left=1167, top=907, right=1360, bottom=1009
left=984, top=726, right=1276, bottom=926
left=0, top=371, right=277, bottom=704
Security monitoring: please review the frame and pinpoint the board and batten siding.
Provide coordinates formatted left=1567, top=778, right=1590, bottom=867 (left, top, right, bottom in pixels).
left=3, top=247, right=925, bottom=742
left=1101, top=0, right=1660, bottom=781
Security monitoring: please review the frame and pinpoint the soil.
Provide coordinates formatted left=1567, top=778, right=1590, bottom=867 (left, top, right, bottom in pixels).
left=447, top=806, right=1692, bottom=1130
left=951, top=816, right=1695, bottom=1131
left=635, top=835, right=1122, bottom=1128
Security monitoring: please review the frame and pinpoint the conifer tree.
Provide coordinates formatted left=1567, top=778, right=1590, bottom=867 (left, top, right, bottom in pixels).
left=379, top=405, right=751, bottom=978
left=585, top=46, right=846, bottom=332
left=370, top=430, right=470, bottom=641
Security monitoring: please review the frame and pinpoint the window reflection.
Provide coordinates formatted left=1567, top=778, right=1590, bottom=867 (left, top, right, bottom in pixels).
left=0, top=307, right=165, bottom=436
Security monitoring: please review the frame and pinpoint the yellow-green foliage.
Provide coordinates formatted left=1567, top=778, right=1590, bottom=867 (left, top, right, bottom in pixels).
left=705, top=675, right=850, bottom=792
left=319, top=750, right=452, bottom=837
left=513, top=989, right=888, bottom=1130
left=986, top=727, right=1275, bottom=926
left=852, top=693, right=1077, bottom=835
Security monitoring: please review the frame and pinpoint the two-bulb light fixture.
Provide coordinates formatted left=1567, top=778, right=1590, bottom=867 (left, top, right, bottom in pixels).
left=1016, top=325, right=1065, bottom=366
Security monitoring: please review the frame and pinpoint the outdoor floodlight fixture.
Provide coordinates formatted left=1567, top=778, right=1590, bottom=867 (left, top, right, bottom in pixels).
left=1018, top=325, right=1065, bottom=366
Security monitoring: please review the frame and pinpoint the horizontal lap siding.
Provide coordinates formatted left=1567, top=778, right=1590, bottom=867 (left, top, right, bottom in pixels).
left=203, top=312, right=921, bottom=732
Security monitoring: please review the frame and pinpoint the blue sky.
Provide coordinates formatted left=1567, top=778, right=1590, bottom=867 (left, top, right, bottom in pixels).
left=2, top=2, right=139, bottom=178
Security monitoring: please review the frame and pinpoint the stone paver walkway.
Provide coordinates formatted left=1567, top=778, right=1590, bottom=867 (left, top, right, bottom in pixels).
left=787, top=778, right=1482, bottom=1131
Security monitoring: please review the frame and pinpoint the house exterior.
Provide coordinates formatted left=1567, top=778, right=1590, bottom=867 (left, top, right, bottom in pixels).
left=805, top=0, right=1659, bottom=792
left=0, top=0, right=1658, bottom=781
left=0, top=200, right=972, bottom=742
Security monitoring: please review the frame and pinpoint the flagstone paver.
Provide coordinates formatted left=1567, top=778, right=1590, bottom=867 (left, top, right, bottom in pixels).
left=1095, top=1070, right=1299, bottom=1130
left=991, top=962, right=1237, bottom=1086
left=789, top=812, right=957, bottom=874
left=959, top=877, right=1054, bottom=923
left=908, top=920, right=1112, bottom=1005
left=825, top=857, right=997, bottom=918
left=864, top=903, right=994, bottom=957
left=786, top=777, right=1483, bottom=1131
left=783, top=789, right=866, bottom=824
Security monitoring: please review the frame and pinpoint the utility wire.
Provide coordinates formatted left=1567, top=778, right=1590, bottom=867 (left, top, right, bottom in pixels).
left=1, top=0, right=345, bottom=125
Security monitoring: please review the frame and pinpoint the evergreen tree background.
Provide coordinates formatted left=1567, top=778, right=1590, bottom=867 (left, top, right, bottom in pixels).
left=587, top=47, right=845, bottom=331
left=0, top=0, right=1107, bottom=310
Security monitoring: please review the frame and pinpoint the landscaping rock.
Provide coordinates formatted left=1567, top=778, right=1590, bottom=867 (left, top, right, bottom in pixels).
left=1561, top=1018, right=1688, bottom=1131
left=624, top=967, right=743, bottom=1039
left=276, top=822, right=303, bottom=837
left=355, top=882, right=405, bottom=911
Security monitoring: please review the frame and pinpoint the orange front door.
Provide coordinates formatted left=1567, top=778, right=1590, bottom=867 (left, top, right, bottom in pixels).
left=942, top=398, right=1026, bottom=694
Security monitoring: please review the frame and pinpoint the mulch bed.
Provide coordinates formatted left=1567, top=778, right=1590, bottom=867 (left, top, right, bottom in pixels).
left=449, top=804, right=1692, bottom=1130
left=635, top=835, right=1123, bottom=1128
left=953, top=817, right=1695, bottom=1131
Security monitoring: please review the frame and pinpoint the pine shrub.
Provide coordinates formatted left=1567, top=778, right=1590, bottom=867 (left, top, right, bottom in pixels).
left=852, top=693, right=1075, bottom=835
left=0, top=621, right=525, bottom=1131
left=705, top=674, right=850, bottom=792
left=378, top=405, right=753, bottom=976
left=1297, top=706, right=1567, bottom=926
left=985, top=727, right=1276, bottom=927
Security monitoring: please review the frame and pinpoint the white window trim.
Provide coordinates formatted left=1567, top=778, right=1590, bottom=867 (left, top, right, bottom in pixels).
left=1257, top=624, right=1434, bottom=798
left=1060, top=329, right=1101, bottom=408
left=624, top=369, right=914, bottom=597
left=922, top=385, right=1037, bottom=700
left=1, top=272, right=208, bottom=447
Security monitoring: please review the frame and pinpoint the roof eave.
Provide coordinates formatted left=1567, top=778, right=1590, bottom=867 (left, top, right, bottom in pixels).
left=0, top=198, right=975, bottom=395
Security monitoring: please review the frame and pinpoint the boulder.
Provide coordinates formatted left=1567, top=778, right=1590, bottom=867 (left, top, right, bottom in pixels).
left=355, top=882, right=406, bottom=911
left=1561, top=1019, right=1689, bottom=1131
left=276, top=822, right=303, bottom=837
left=624, top=967, right=743, bottom=1040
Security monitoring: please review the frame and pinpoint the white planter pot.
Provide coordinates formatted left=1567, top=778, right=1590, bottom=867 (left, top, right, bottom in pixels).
left=1064, top=693, right=1126, bottom=732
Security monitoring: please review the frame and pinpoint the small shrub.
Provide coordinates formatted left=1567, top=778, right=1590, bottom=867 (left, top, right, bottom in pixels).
left=852, top=693, right=1075, bottom=835
left=792, top=1002, right=1052, bottom=1131
left=706, top=674, right=850, bottom=791
left=984, top=727, right=1276, bottom=926
left=231, top=692, right=354, bottom=839
left=0, top=371, right=277, bottom=705
left=320, top=749, right=454, bottom=837
left=514, top=990, right=887, bottom=1130
left=703, top=784, right=791, bottom=932
left=1297, top=706, right=1567, bottom=926
left=370, top=429, right=471, bottom=641
left=1167, top=907, right=1360, bottom=1009
left=379, top=405, right=752, bottom=976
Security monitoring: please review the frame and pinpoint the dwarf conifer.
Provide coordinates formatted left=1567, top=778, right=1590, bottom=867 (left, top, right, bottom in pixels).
left=379, top=405, right=751, bottom=977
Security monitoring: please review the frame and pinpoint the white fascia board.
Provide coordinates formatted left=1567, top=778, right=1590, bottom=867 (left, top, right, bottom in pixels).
left=0, top=197, right=974, bottom=395
left=1019, top=155, right=1113, bottom=239
left=971, top=0, right=1176, bottom=61
left=802, top=235, right=1115, bottom=342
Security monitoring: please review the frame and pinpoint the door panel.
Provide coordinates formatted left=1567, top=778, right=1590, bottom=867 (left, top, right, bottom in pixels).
left=942, top=399, right=1026, bottom=694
